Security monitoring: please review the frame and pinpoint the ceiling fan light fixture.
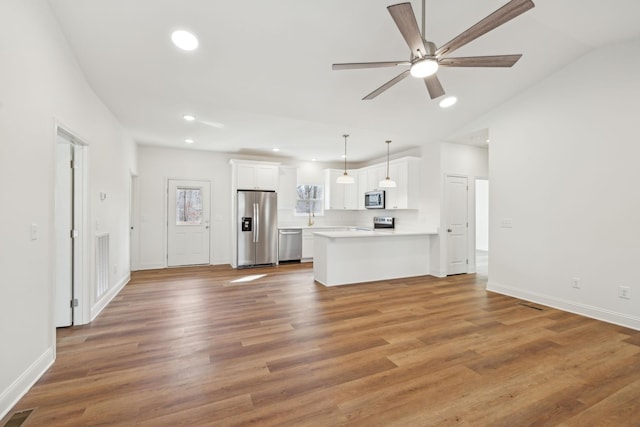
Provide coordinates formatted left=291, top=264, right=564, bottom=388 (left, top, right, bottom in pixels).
left=410, top=58, right=438, bottom=78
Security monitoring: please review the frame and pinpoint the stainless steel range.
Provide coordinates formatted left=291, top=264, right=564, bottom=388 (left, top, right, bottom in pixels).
left=373, top=216, right=395, bottom=229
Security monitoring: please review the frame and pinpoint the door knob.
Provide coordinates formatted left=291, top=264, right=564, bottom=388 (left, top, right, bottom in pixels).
left=447, top=228, right=452, bottom=232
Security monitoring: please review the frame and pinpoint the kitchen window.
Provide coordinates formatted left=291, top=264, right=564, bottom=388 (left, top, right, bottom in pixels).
left=295, top=184, right=324, bottom=216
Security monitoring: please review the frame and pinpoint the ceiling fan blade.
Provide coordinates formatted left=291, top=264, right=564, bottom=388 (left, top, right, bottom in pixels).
left=363, top=70, right=410, bottom=100
left=424, top=74, right=445, bottom=99
left=435, top=0, right=535, bottom=57
left=387, top=3, right=428, bottom=57
left=332, top=61, right=410, bottom=70
left=439, top=54, right=522, bottom=67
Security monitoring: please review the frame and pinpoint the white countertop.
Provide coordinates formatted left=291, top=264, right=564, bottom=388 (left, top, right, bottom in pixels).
left=277, top=225, right=362, bottom=230
left=313, top=229, right=437, bottom=238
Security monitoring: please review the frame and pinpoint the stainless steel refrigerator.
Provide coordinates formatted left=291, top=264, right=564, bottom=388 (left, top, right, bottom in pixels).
left=237, top=190, right=278, bottom=268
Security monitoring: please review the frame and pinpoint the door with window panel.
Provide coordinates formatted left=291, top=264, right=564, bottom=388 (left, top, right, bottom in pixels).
left=167, top=180, right=211, bottom=266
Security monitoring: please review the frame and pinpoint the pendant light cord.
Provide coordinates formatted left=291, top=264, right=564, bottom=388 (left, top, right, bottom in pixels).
left=385, top=140, right=391, bottom=179
left=343, top=134, right=349, bottom=174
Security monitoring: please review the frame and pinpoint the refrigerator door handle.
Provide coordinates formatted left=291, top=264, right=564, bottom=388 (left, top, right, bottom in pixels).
left=253, top=203, right=259, bottom=243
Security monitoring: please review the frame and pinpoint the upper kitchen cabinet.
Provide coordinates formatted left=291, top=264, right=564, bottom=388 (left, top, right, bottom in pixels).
left=385, top=157, right=421, bottom=209
left=324, top=169, right=359, bottom=210
left=278, top=166, right=298, bottom=210
left=230, top=160, right=279, bottom=191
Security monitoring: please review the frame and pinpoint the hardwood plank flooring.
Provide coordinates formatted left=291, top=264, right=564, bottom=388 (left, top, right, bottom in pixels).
left=4, top=264, right=640, bottom=426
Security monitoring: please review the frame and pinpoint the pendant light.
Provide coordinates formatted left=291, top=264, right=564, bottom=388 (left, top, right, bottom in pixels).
left=336, top=134, right=355, bottom=184
left=379, top=140, right=397, bottom=188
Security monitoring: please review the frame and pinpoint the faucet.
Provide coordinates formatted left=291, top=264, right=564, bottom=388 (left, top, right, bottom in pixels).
left=308, top=209, right=314, bottom=227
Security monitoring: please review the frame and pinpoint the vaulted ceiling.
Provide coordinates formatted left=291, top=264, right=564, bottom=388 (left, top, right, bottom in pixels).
left=48, top=0, right=640, bottom=162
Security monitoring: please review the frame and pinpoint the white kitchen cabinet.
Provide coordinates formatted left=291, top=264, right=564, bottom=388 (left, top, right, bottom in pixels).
left=232, top=160, right=279, bottom=191
left=302, top=229, right=315, bottom=260
left=384, top=157, right=420, bottom=209
left=278, top=166, right=298, bottom=210
left=366, top=164, right=386, bottom=192
left=302, top=227, right=350, bottom=261
left=324, top=169, right=359, bottom=210
left=357, top=169, right=368, bottom=210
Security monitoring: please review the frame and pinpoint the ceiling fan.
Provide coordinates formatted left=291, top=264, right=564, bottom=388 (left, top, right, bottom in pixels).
left=332, top=0, right=535, bottom=100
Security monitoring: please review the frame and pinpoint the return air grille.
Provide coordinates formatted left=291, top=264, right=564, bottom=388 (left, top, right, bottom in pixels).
left=96, top=233, right=109, bottom=299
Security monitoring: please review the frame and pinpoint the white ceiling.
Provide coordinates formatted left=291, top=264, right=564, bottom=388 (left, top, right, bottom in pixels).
left=48, top=0, right=640, bottom=163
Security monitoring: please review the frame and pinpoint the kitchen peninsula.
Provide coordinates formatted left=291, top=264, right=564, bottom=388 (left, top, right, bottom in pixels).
left=313, top=229, right=436, bottom=286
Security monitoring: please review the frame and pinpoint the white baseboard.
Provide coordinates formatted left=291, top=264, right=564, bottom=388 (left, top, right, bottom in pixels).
left=91, top=273, right=130, bottom=321
left=0, top=347, right=54, bottom=421
left=429, top=268, right=446, bottom=278
left=136, top=263, right=166, bottom=271
left=487, top=280, right=640, bottom=331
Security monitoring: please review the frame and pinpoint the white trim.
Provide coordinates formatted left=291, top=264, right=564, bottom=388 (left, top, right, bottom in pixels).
left=91, top=273, right=130, bottom=321
left=54, top=121, right=91, bottom=326
left=0, top=347, right=54, bottom=421
left=136, top=263, right=167, bottom=271
left=212, top=257, right=230, bottom=266
left=487, top=280, right=640, bottom=331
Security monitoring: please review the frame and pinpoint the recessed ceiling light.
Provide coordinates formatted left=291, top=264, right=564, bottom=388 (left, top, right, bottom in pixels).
left=486, top=139, right=490, bottom=143
left=185, top=138, right=194, bottom=144
left=311, top=158, right=317, bottom=162
left=183, top=114, right=196, bottom=121
left=272, top=148, right=280, bottom=152
left=171, top=30, right=199, bottom=51
left=341, top=154, right=347, bottom=159
left=439, top=96, right=457, bottom=108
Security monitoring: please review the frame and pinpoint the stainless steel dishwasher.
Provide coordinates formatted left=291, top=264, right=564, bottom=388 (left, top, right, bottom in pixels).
left=278, top=228, right=302, bottom=263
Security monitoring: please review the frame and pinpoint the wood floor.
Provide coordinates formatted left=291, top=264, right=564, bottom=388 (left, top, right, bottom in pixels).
left=6, top=264, right=640, bottom=426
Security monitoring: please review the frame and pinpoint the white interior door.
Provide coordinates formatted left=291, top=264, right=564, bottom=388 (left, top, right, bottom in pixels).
left=446, top=175, right=468, bottom=275
left=55, top=137, right=73, bottom=327
left=167, top=180, right=211, bottom=266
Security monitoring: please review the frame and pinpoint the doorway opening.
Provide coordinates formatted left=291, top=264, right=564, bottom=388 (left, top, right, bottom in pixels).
left=54, top=126, right=88, bottom=326
left=475, top=178, right=489, bottom=277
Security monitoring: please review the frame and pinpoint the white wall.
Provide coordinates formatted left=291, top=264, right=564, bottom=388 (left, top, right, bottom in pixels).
left=136, top=146, right=232, bottom=268
left=475, top=179, right=489, bottom=251
left=485, top=38, right=640, bottom=330
left=0, top=0, right=136, bottom=418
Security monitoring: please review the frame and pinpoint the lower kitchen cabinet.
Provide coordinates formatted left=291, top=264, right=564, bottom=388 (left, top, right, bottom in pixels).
left=302, top=229, right=315, bottom=261
left=302, top=227, right=350, bottom=261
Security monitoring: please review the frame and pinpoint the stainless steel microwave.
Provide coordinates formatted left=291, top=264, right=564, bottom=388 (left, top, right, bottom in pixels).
left=364, top=190, right=385, bottom=209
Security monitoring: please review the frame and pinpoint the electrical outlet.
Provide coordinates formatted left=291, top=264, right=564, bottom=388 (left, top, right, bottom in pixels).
left=571, top=277, right=581, bottom=289
left=500, top=218, right=513, bottom=228
left=619, top=286, right=631, bottom=299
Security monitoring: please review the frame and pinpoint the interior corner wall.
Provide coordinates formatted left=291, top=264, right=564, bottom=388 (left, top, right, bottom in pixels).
left=136, top=145, right=233, bottom=268
left=485, top=38, right=640, bottom=330
left=0, top=0, right=137, bottom=418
